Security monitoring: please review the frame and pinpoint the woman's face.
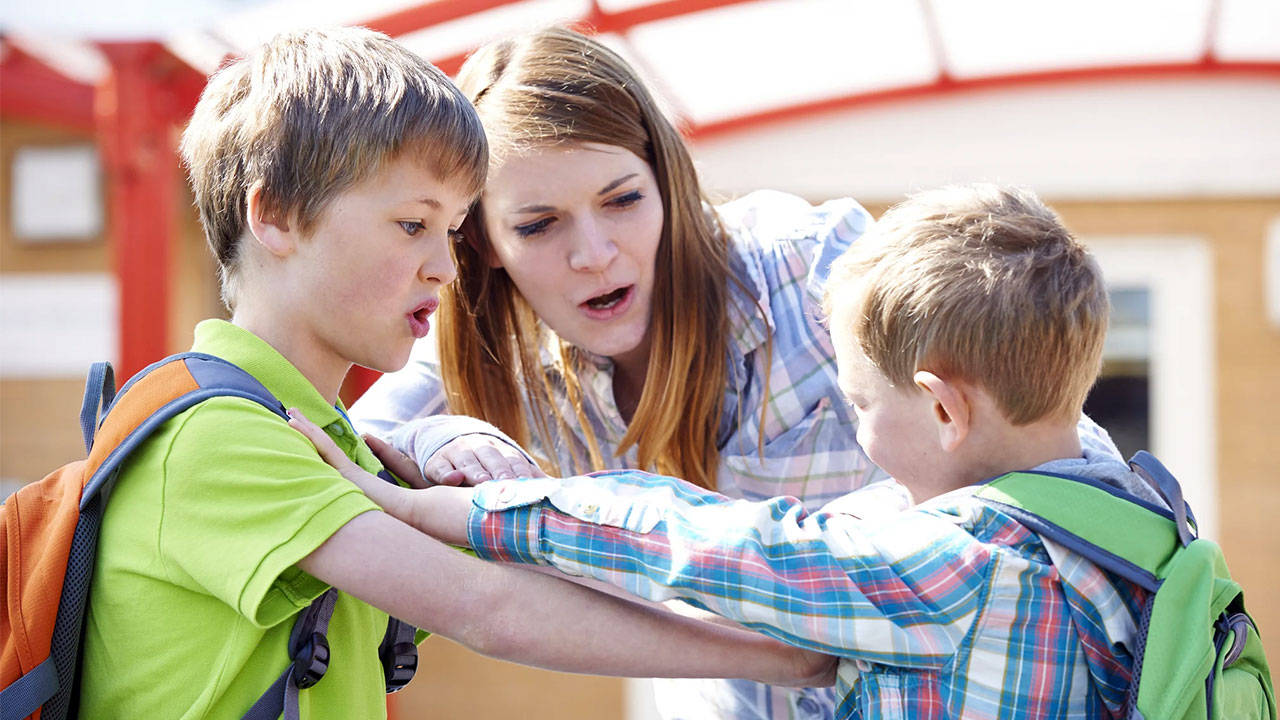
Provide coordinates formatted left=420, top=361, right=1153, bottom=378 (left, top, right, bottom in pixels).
left=480, top=142, right=664, bottom=374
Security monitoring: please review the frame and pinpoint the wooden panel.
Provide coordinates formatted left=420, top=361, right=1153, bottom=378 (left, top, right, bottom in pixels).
left=0, top=378, right=87, bottom=483
left=0, top=119, right=108, bottom=273
left=392, top=636, right=624, bottom=719
left=169, top=179, right=228, bottom=352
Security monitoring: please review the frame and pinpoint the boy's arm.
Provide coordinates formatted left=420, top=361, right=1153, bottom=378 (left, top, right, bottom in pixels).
left=286, top=413, right=833, bottom=684
left=295, top=508, right=834, bottom=685
left=432, top=474, right=986, bottom=665
left=291, top=410, right=982, bottom=665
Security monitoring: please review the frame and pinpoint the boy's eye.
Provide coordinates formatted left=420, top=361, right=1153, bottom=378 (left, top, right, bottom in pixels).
left=608, top=191, right=643, bottom=209
left=398, top=220, right=426, bottom=236
left=514, top=216, right=554, bottom=238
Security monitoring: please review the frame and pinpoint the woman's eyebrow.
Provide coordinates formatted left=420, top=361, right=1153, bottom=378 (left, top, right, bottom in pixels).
left=598, top=173, right=639, bottom=196
left=513, top=203, right=555, bottom=214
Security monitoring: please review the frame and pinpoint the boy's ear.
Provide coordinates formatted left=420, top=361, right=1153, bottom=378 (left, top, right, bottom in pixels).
left=245, top=182, right=296, bottom=258
left=913, top=370, right=971, bottom=452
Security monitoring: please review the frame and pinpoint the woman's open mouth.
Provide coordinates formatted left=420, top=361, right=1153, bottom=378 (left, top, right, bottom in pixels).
left=580, top=285, right=634, bottom=319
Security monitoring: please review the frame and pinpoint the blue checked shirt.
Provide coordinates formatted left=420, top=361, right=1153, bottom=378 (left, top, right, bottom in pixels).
left=354, top=190, right=885, bottom=719
left=464, top=466, right=1148, bottom=719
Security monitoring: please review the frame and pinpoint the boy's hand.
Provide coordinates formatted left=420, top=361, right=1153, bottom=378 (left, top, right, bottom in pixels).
left=288, top=409, right=412, bottom=520
left=425, top=433, right=546, bottom=486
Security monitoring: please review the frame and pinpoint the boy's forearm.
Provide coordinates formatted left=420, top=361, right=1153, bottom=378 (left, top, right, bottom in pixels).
left=484, top=568, right=833, bottom=684
left=300, top=510, right=831, bottom=685
left=408, top=485, right=473, bottom=545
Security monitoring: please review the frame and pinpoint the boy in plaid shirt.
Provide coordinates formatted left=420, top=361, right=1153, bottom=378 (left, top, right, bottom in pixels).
left=295, top=184, right=1156, bottom=718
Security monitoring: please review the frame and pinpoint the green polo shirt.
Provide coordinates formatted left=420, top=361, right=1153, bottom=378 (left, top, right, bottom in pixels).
left=80, top=320, right=390, bottom=719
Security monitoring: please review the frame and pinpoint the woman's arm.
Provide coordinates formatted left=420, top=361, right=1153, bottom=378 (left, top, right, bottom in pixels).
left=348, top=335, right=542, bottom=484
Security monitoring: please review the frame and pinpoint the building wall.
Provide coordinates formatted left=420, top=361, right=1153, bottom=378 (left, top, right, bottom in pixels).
left=1, top=119, right=109, bottom=491
left=0, top=118, right=222, bottom=493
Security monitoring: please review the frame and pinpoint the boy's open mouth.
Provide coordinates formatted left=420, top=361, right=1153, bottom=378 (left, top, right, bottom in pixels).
left=584, top=286, right=630, bottom=311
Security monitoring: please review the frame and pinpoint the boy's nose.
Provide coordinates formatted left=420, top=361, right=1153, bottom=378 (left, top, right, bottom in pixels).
left=568, top=217, right=618, bottom=273
left=418, top=242, right=458, bottom=286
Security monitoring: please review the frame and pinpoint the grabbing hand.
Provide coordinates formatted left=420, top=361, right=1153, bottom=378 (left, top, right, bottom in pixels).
left=423, top=433, right=546, bottom=486
left=287, top=409, right=410, bottom=518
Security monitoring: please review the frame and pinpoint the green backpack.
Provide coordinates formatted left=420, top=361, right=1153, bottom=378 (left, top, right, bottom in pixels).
left=976, top=451, right=1275, bottom=719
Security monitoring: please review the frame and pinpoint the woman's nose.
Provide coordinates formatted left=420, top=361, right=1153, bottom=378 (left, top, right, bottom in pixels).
left=567, top=216, right=618, bottom=272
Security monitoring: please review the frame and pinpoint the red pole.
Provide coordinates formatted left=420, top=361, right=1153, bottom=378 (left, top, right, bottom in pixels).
left=96, top=42, right=179, bottom=381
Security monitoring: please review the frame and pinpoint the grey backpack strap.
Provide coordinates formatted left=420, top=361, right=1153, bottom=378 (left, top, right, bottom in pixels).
left=379, top=617, right=418, bottom=693
left=241, top=588, right=339, bottom=720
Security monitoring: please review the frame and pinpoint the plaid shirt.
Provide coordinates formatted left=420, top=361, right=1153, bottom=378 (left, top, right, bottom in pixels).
left=465, top=470, right=1147, bottom=719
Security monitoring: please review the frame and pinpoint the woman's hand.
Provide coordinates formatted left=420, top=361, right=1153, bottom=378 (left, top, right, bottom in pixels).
left=422, top=433, right=546, bottom=486
left=363, top=433, right=431, bottom=488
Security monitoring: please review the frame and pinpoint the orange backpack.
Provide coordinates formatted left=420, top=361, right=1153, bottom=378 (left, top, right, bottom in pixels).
left=1, top=353, right=418, bottom=720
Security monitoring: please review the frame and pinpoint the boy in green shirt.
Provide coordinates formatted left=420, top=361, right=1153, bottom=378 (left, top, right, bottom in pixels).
left=78, top=27, right=831, bottom=719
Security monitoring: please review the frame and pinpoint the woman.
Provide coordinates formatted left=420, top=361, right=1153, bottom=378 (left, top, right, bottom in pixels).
left=352, top=27, right=871, bottom=719
left=352, top=27, right=1115, bottom=720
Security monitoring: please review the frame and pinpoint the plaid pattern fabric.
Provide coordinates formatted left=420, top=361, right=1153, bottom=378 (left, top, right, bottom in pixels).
left=467, top=470, right=1145, bottom=719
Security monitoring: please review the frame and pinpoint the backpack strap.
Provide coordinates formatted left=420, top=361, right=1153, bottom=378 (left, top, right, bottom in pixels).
left=374, top=468, right=419, bottom=693
left=15, top=354, right=288, bottom=720
left=1128, top=451, right=1196, bottom=548
left=241, top=588, right=339, bottom=720
left=78, top=362, right=115, bottom=453
left=975, top=467, right=1183, bottom=592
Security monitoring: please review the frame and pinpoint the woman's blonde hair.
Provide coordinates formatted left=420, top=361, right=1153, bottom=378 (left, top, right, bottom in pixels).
left=439, top=27, right=742, bottom=489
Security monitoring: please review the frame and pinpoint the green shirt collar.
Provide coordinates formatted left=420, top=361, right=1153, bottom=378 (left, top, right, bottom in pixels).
left=190, top=319, right=377, bottom=470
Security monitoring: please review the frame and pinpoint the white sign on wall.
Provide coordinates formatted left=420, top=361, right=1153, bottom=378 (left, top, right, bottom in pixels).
left=11, top=145, right=104, bottom=242
left=0, top=273, right=117, bottom=377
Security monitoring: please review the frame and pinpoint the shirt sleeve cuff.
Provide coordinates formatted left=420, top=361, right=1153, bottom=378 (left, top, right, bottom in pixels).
left=388, top=415, right=535, bottom=469
left=467, top=480, right=547, bottom=564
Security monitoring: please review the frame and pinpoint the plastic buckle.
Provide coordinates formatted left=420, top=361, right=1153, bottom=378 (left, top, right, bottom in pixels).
left=1222, top=613, right=1255, bottom=667
left=292, top=632, right=331, bottom=689
left=382, top=641, right=418, bottom=693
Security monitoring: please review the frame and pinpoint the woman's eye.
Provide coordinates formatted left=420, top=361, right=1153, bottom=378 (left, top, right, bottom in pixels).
left=608, top=191, right=643, bottom=208
left=398, top=220, right=426, bottom=236
left=514, top=216, right=554, bottom=237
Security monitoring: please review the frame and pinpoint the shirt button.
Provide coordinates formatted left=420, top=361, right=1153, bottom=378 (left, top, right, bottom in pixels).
left=330, top=424, right=345, bottom=437
left=796, top=696, right=823, bottom=718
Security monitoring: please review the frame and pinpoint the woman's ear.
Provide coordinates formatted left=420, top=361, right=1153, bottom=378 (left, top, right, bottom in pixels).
left=914, top=370, right=971, bottom=452
left=245, top=182, right=295, bottom=258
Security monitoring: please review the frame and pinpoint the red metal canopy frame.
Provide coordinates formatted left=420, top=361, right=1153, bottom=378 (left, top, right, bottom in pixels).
left=2, top=0, right=1278, bottom=389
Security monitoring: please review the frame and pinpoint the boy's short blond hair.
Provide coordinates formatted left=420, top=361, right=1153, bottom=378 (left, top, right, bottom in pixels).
left=180, top=27, right=487, bottom=309
left=824, top=184, right=1109, bottom=425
